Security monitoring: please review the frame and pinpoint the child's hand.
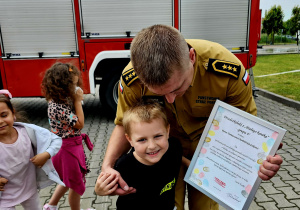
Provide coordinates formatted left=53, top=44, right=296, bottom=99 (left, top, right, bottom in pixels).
left=30, top=152, right=51, bottom=168
left=74, top=87, right=83, bottom=103
left=0, top=177, right=8, bottom=191
left=95, top=172, right=119, bottom=196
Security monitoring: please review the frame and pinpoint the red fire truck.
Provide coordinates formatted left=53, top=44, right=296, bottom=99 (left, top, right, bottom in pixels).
left=0, top=0, right=261, bottom=111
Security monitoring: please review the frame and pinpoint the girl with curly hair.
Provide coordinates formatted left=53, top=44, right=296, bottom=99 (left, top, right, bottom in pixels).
left=41, top=63, right=94, bottom=210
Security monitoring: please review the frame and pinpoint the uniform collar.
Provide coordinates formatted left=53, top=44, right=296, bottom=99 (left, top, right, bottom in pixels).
left=189, top=43, right=198, bottom=87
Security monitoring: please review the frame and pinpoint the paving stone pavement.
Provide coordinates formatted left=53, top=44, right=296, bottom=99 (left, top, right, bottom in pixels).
left=12, top=92, right=300, bottom=210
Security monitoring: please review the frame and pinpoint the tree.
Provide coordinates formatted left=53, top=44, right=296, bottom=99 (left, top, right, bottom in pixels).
left=283, top=20, right=292, bottom=35
left=262, top=5, right=284, bottom=44
left=289, top=6, right=300, bottom=44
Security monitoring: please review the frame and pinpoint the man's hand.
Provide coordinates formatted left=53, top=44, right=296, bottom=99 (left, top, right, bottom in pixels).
left=258, top=154, right=283, bottom=180
left=30, top=152, right=51, bottom=168
left=95, top=172, right=119, bottom=196
left=0, top=177, right=8, bottom=191
left=101, top=167, right=136, bottom=196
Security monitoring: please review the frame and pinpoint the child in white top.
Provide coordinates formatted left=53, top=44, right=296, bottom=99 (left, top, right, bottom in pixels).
left=0, top=89, right=63, bottom=210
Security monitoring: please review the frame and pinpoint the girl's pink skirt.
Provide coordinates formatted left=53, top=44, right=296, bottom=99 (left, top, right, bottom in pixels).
left=52, top=134, right=93, bottom=195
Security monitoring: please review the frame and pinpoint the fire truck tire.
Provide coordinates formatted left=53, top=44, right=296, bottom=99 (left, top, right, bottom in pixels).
left=99, top=72, right=120, bottom=112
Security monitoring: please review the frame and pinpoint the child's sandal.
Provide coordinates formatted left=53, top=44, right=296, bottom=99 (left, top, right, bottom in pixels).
left=43, top=204, right=58, bottom=210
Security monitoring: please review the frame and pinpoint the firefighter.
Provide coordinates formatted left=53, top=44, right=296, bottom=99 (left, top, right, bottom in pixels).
left=100, top=24, right=283, bottom=210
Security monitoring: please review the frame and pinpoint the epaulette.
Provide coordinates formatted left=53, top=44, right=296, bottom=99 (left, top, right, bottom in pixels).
left=207, top=58, right=241, bottom=79
left=122, top=68, right=139, bottom=86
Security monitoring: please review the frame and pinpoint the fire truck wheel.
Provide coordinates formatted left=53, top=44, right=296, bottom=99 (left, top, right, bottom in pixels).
left=99, top=72, right=120, bottom=112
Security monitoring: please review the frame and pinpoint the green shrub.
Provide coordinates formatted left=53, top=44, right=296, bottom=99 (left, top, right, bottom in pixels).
left=258, top=33, right=296, bottom=45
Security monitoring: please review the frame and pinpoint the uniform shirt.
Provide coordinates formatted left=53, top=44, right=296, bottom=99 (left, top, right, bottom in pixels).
left=48, top=100, right=80, bottom=138
left=0, top=126, right=37, bottom=207
left=114, top=137, right=182, bottom=210
left=115, top=39, right=257, bottom=142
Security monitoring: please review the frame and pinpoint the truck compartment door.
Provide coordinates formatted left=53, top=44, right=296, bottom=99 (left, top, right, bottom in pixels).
left=180, top=0, right=250, bottom=51
left=0, top=0, right=77, bottom=58
left=80, top=0, right=173, bottom=37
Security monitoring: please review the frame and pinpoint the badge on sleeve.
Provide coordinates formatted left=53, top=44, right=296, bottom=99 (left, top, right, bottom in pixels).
left=122, top=68, right=139, bottom=87
left=242, top=70, right=250, bottom=86
left=119, top=82, right=124, bottom=93
left=207, top=58, right=241, bottom=79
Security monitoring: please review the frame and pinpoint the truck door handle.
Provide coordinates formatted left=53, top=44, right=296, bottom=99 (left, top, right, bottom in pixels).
left=124, top=43, right=131, bottom=50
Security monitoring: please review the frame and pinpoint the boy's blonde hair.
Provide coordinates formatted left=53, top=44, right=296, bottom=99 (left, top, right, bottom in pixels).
left=130, top=24, right=190, bottom=87
left=123, top=102, right=169, bottom=137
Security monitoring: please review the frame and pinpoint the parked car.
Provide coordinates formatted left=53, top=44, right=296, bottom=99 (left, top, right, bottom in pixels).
left=285, top=35, right=293, bottom=39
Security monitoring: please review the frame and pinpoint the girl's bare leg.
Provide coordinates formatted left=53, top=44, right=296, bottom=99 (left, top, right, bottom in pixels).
left=49, top=185, right=69, bottom=205
left=68, top=189, right=81, bottom=210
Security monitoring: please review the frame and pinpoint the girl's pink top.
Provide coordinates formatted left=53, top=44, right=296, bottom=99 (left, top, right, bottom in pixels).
left=0, top=126, right=37, bottom=207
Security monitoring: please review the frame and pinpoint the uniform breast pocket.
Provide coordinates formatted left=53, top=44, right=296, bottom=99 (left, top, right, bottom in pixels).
left=191, top=105, right=214, bottom=118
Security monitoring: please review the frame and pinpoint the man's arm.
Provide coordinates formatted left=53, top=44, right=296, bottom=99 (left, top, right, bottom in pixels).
left=182, top=156, right=191, bottom=168
left=100, top=125, right=136, bottom=195
left=102, top=125, right=129, bottom=169
left=99, top=62, right=140, bottom=195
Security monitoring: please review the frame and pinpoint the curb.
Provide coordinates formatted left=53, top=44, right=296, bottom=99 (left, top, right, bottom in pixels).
left=255, top=88, right=300, bottom=111
left=257, top=52, right=299, bottom=56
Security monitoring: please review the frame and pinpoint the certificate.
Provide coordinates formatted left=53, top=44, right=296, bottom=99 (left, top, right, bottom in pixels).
left=184, top=100, right=286, bottom=210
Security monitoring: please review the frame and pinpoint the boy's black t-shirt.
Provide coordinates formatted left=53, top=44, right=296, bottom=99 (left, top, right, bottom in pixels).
left=114, top=137, right=182, bottom=210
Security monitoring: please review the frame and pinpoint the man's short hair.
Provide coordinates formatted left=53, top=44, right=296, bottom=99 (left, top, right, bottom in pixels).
left=123, top=101, right=169, bottom=137
left=130, top=24, right=190, bottom=86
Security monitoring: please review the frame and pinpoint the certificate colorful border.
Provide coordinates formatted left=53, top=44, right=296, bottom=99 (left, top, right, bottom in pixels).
left=184, top=100, right=286, bottom=210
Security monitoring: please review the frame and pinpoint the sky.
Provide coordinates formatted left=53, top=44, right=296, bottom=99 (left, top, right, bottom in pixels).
left=260, top=0, right=299, bottom=21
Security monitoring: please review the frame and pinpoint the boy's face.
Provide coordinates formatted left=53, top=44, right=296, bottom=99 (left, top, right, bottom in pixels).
left=126, top=118, right=170, bottom=166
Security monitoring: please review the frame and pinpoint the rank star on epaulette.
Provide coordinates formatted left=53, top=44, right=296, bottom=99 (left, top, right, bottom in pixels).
left=207, top=58, right=241, bottom=79
left=122, top=68, right=139, bottom=86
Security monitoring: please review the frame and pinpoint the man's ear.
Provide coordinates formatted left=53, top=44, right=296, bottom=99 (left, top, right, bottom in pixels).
left=189, top=48, right=196, bottom=65
left=125, top=133, right=134, bottom=147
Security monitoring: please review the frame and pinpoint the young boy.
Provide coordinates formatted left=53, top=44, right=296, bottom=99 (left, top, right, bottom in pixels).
left=95, top=102, right=189, bottom=210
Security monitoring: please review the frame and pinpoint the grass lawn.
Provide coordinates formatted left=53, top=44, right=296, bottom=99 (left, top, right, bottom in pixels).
left=252, top=54, right=300, bottom=101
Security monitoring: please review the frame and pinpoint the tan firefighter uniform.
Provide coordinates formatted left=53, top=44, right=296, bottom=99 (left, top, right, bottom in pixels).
left=115, top=39, right=257, bottom=210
